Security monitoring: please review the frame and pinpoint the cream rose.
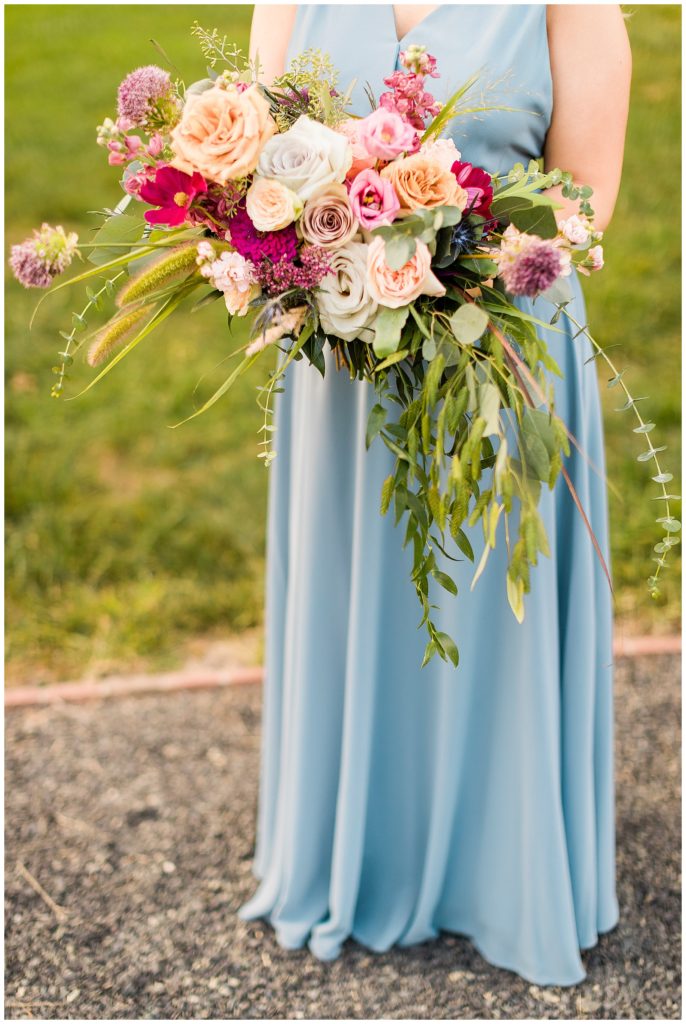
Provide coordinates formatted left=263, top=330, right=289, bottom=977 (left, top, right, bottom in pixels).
left=316, top=241, right=378, bottom=342
left=170, top=84, right=275, bottom=184
left=366, top=236, right=446, bottom=308
left=256, top=115, right=353, bottom=200
left=381, top=153, right=468, bottom=211
left=299, top=184, right=359, bottom=249
left=246, top=177, right=303, bottom=232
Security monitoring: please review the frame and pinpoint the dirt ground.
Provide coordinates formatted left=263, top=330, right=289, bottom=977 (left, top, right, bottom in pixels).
left=4, top=654, right=681, bottom=1020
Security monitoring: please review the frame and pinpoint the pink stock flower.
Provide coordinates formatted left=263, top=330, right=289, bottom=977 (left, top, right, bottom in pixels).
left=139, top=165, right=207, bottom=226
left=379, top=51, right=442, bottom=131
left=451, top=160, right=494, bottom=218
left=348, top=168, right=400, bottom=230
left=356, top=108, right=419, bottom=160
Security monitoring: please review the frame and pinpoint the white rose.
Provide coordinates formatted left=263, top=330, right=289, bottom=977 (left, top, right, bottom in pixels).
left=256, top=115, right=353, bottom=201
left=316, top=241, right=378, bottom=343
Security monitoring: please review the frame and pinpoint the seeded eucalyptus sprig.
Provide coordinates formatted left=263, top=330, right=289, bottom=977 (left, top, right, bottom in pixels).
left=560, top=309, right=681, bottom=598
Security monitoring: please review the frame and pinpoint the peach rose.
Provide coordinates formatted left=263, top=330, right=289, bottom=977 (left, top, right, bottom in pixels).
left=170, top=84, right=275, bottom=184
left=380, top=153, right=468, bottom=212
left=246, top=177, right=303, bottom=232
left=366, top=236, right=446, bottom=308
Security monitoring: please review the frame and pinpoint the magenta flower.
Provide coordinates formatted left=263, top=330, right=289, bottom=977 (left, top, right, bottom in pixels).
left=451, top=161, right=494, bottom=218
left=139, top=165, right=207, bottom=226
left=226, top=206, right=298, bottom=263
left=117, top=65, right=174, bottom=127
left=348, top=169, right=400, bottom=230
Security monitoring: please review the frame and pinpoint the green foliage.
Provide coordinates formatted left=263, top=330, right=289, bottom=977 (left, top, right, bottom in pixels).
left=4, top=3, right=681, bottom=685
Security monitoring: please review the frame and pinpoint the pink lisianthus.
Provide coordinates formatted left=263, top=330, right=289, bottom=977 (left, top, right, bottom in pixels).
left=337, top=119, right=376, bottom=180
left=451, top=161, right=494, bottom=218
left=356, top=108, right=419, bottom=161
left=139, top=165, right=207, bottom=226
left=348, top=169, right=400, bottom=230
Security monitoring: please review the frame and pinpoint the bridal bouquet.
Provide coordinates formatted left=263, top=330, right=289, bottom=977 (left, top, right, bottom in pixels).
left=11, top=26, right=678, bottom=667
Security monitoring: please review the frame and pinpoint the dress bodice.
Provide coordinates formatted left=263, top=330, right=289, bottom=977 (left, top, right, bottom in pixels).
left=285, top=4, right=553, bottom=175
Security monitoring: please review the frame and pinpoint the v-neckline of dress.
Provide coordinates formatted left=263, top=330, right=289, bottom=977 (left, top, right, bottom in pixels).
left=390, top=4, right=443, bottom=46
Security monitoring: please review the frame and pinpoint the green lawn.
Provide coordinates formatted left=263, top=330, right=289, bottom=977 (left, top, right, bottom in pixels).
left=5, top=4, right=681, bottom=684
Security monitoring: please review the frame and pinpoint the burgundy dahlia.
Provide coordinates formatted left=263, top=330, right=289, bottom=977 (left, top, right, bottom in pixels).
left=227, top=206, right=298, bottom=264
left=451, top=161, right=494, bottom=218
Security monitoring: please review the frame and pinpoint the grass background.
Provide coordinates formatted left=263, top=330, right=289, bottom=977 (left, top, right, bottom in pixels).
left=5, top=3, right=681, bottom=685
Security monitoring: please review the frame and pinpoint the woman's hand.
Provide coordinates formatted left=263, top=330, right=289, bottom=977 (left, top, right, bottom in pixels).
left=544, top=4, right=632, bottom=232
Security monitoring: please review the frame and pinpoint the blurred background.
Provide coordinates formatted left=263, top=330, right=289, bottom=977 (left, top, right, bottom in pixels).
left=5, top=3, right=681, bottom=687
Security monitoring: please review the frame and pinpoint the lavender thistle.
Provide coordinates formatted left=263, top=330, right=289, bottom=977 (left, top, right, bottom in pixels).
left=500, top=244, right=563, bottom=298
left=10, top=224, right=78, bottom=289
left=117, top=65, right=179, bottom=130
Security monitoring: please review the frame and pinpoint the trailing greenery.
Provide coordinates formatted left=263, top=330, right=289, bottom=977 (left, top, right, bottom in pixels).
left=5, top=4, right=680, bottom=685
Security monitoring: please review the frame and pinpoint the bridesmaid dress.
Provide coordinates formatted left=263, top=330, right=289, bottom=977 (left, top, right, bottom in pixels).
left=239, top=3, right=620, bottom=987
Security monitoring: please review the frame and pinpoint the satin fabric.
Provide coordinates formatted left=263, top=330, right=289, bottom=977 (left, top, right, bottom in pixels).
left=239, top=4, right=620, bottom=986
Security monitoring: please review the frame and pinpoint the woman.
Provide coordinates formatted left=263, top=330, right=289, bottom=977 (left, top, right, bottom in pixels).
left=240, top=3, right=632, bottom=987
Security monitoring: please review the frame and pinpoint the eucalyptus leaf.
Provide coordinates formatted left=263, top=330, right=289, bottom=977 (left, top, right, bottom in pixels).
left=373, top=305, right=410, bottom=358
left=450, top=303, right=489, bottom=345
left=366, top=402, right=387, bottom=449
left=384, top=234, right=416, bottom=270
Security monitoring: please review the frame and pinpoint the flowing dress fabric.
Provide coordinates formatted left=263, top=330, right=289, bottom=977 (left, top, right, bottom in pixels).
left=239, top=4, right=620, bottom=986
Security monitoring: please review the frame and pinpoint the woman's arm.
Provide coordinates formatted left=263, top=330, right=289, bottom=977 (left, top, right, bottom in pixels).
left=249, top=4, right=298, bottom=86
left=543, top=4, right=632, bottom=231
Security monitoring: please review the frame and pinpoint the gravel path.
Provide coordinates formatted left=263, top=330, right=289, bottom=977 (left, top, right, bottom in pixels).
left=5, top=654, right=681, bottom=1020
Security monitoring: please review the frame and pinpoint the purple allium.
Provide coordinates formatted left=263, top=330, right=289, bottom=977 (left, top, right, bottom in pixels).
left=117, top=65, right=175, bottom=127
left=10, top=224, right=78, bottom=289
left=227, top=206, right=299, bottom=264
left=499, top=243, right=563, bottom=298
left=254, top=246, right=333, bottom=296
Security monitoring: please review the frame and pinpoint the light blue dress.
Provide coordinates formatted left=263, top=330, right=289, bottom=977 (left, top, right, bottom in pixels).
left=239, top=4, right=620, bottom=987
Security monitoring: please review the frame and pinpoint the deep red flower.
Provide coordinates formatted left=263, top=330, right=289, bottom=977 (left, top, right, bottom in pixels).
left=451, top=161, right=494, bottom=218
left=139, top=165, right=207, bottom=226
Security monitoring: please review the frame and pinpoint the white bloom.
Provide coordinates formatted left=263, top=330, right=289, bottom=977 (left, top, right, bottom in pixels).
left=245, top=177, right=303, bottom=231
left=558, top=214, right=591, bottom=245
left=316, top=241, right=379, bottom=343
left=203, top=250, right=259, bottom=316
left=419, top=137, right=461, bottom=171
left=587, top=244, right=604, bottom=270
left=256, top=115, right=353, bottom=201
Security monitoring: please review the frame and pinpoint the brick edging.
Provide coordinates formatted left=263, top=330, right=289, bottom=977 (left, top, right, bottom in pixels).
left=5, top=636, right=680, bottom=709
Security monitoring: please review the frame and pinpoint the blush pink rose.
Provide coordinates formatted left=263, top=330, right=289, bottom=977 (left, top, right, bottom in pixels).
left=348, top=169, right=400, bottom=230
left=357, top=108, right=419, bottom=160
left=337, top=119, right=376, bottom=179
left=366, top=236, right=446, bottom=308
